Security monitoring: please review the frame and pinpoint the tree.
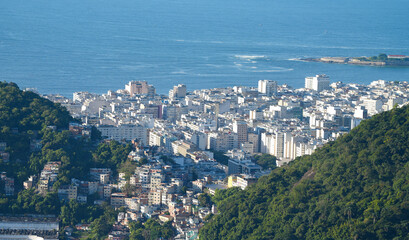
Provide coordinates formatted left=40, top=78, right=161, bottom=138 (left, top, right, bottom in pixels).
left=378, top=53, right=387, bottom=61
left=198, top=193, right=213, bottom=208
left=211, top=150, right=229, bottom=165
left=90, top=216, right=112, bottom=239
left=139, top=157, right=148, bottom=166
left=90, top=126, right=102, bottom=141
left=254, top=153, right=277, bottom=170
left=92, top=141, right=133, bottom=173
left=129, top=219, right=175, bottom=240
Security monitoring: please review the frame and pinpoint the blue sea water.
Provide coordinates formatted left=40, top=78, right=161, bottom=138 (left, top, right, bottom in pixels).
left=0, top=0, right=408, bottom=97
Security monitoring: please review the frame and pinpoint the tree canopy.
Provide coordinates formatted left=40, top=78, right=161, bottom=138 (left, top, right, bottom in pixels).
left=129, top=219, right=175, bottom=240
left=0, top=82, right=72, bottom=131
left=0, top=82, right=124, bottom=239
left=0, top=82, right=77, bottom=187
left=254, top=153, right=277, bottom=170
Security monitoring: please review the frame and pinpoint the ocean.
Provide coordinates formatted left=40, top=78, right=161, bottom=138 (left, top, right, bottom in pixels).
left=0, top=0, right=408, bottom=97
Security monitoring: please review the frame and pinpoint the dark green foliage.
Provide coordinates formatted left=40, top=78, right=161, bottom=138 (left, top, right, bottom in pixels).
left=0, top=189, right=60, bottom=215
left=139, top=156, right=148, bottom=165
left=129, top=219, right=175, bottom=240
left=34, top=128, right=93, bottom=188
left=88, top=204, right=117, bottom=240
left=198, top=193, right=214, bottom=208
left=89, top=217, right=112, bottom=240
left=254, top=153, right=277, bottom=170
left=360, top=53, right=408, bottom=63
left=0, top=82, right=129, bottom=180
left=90, top=126, right=102, bottom=141
left=204, top=213, right=214, bottom=221
left=378, top=53, right=388, bottom=61
left=59, top=200, right=107, bottom=226
left=118, top=160, right=138, bottom=180
left=0, top=83, right=124, bottom=236
left=0, top=82, right=72, bottom=131
left=211, top=187, right=242, bottom=205
left=211, top=150, right=229, bottom=165
left=200, top=106, right=409, bottom=239
left=92, top=140, right=132, bottom=173
left=0, top=82, right=79, bottom=187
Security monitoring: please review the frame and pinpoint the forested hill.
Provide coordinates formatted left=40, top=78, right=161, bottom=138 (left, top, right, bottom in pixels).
left=0, top=82, right=72, bottom=130
left=0, top=82, right=75, bottom=188
left=0, top=82, right=130, bottom=191
left=200, top=105, right=409, bottom=239
left=0, top=82, right=133, bottom=238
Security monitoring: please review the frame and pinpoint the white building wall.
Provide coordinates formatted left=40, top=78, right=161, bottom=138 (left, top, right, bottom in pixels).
left=258, top=80, right=278, bottom=96
left=98, top=124, right=148, bottom=144
left=305, top=74, right=330, bottom=92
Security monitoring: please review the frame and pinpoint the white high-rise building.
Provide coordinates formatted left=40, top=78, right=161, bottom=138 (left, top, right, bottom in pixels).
left=273, top=131, right=285, bottom=159
left=249, top=110, right=263, bottom=120
left=362, top=99, right=382, bottom=116
left=305, top=74, right=330, bottom=92
left=149, top=130, right=163, bottom=147
left=97, top=124, right=148, bottom=145
left=260, top=131, right=285, bottom=159
left=169, top=84, right=187, bottom=100
left=258, top=80, right=277, bottom=96
left=354, top=106, right=368, bottom=119
left=386, top=97, right=403, bottom=111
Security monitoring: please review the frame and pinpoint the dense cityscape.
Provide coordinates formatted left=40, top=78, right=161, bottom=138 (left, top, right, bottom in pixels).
left=1, top=0, right=408, bottom=238
left=2, top=74, right=409, bottom=239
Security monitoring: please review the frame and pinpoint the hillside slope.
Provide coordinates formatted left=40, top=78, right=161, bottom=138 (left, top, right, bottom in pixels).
left=0, top=82, right=129, bottom=238
left=0, top=82, right=72, bottom=131
left=200, top=106, right=409, bottom=240
left=0, top=82, right=76, bottom=186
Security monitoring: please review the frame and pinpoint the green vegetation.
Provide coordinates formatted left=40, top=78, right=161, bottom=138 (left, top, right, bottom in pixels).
left=92, top=140, right=133, bottom=174
left=0, top=82, right=133, bottom=186
left=356, top=54, right=386, bottom=62
left=129, top=219, right=175, bottom=240
left=211, top=150, right=229, bottom=165
left=0, top=82, right=73, bottom=131
left=60, top=200, right=113, bottom=227
left=0, top=82, right=77, bottom=187
left=356, top=53, right=409, bottom=62
left=0, top=189, right=60, bottom=215
left=34, top=128, right=93, bottom=189
left=254, top=153, right=277, bottom=170
left=0, top=82, right=129, bottom=239
left=0, top=190, right=117, bottom=239
left=198, top=193, right=214, bottom=208
left=86, top=205, right=117, bottom=240
left=211, top=187, right=242, bottom=206
left=200, top=105, right=409, bottom=239
left=368, top=53, right=388, bottom=61
left=118, top=159, right=138, bottom=180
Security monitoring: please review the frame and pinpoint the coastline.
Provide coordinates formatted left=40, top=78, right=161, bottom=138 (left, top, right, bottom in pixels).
left=300, top=56, right=409, bottom=67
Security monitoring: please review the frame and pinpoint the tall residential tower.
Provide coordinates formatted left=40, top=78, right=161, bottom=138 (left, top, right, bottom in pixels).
left=305, top=74, right=330, bottom=92
left=258, top=80, right=277, bottom=97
